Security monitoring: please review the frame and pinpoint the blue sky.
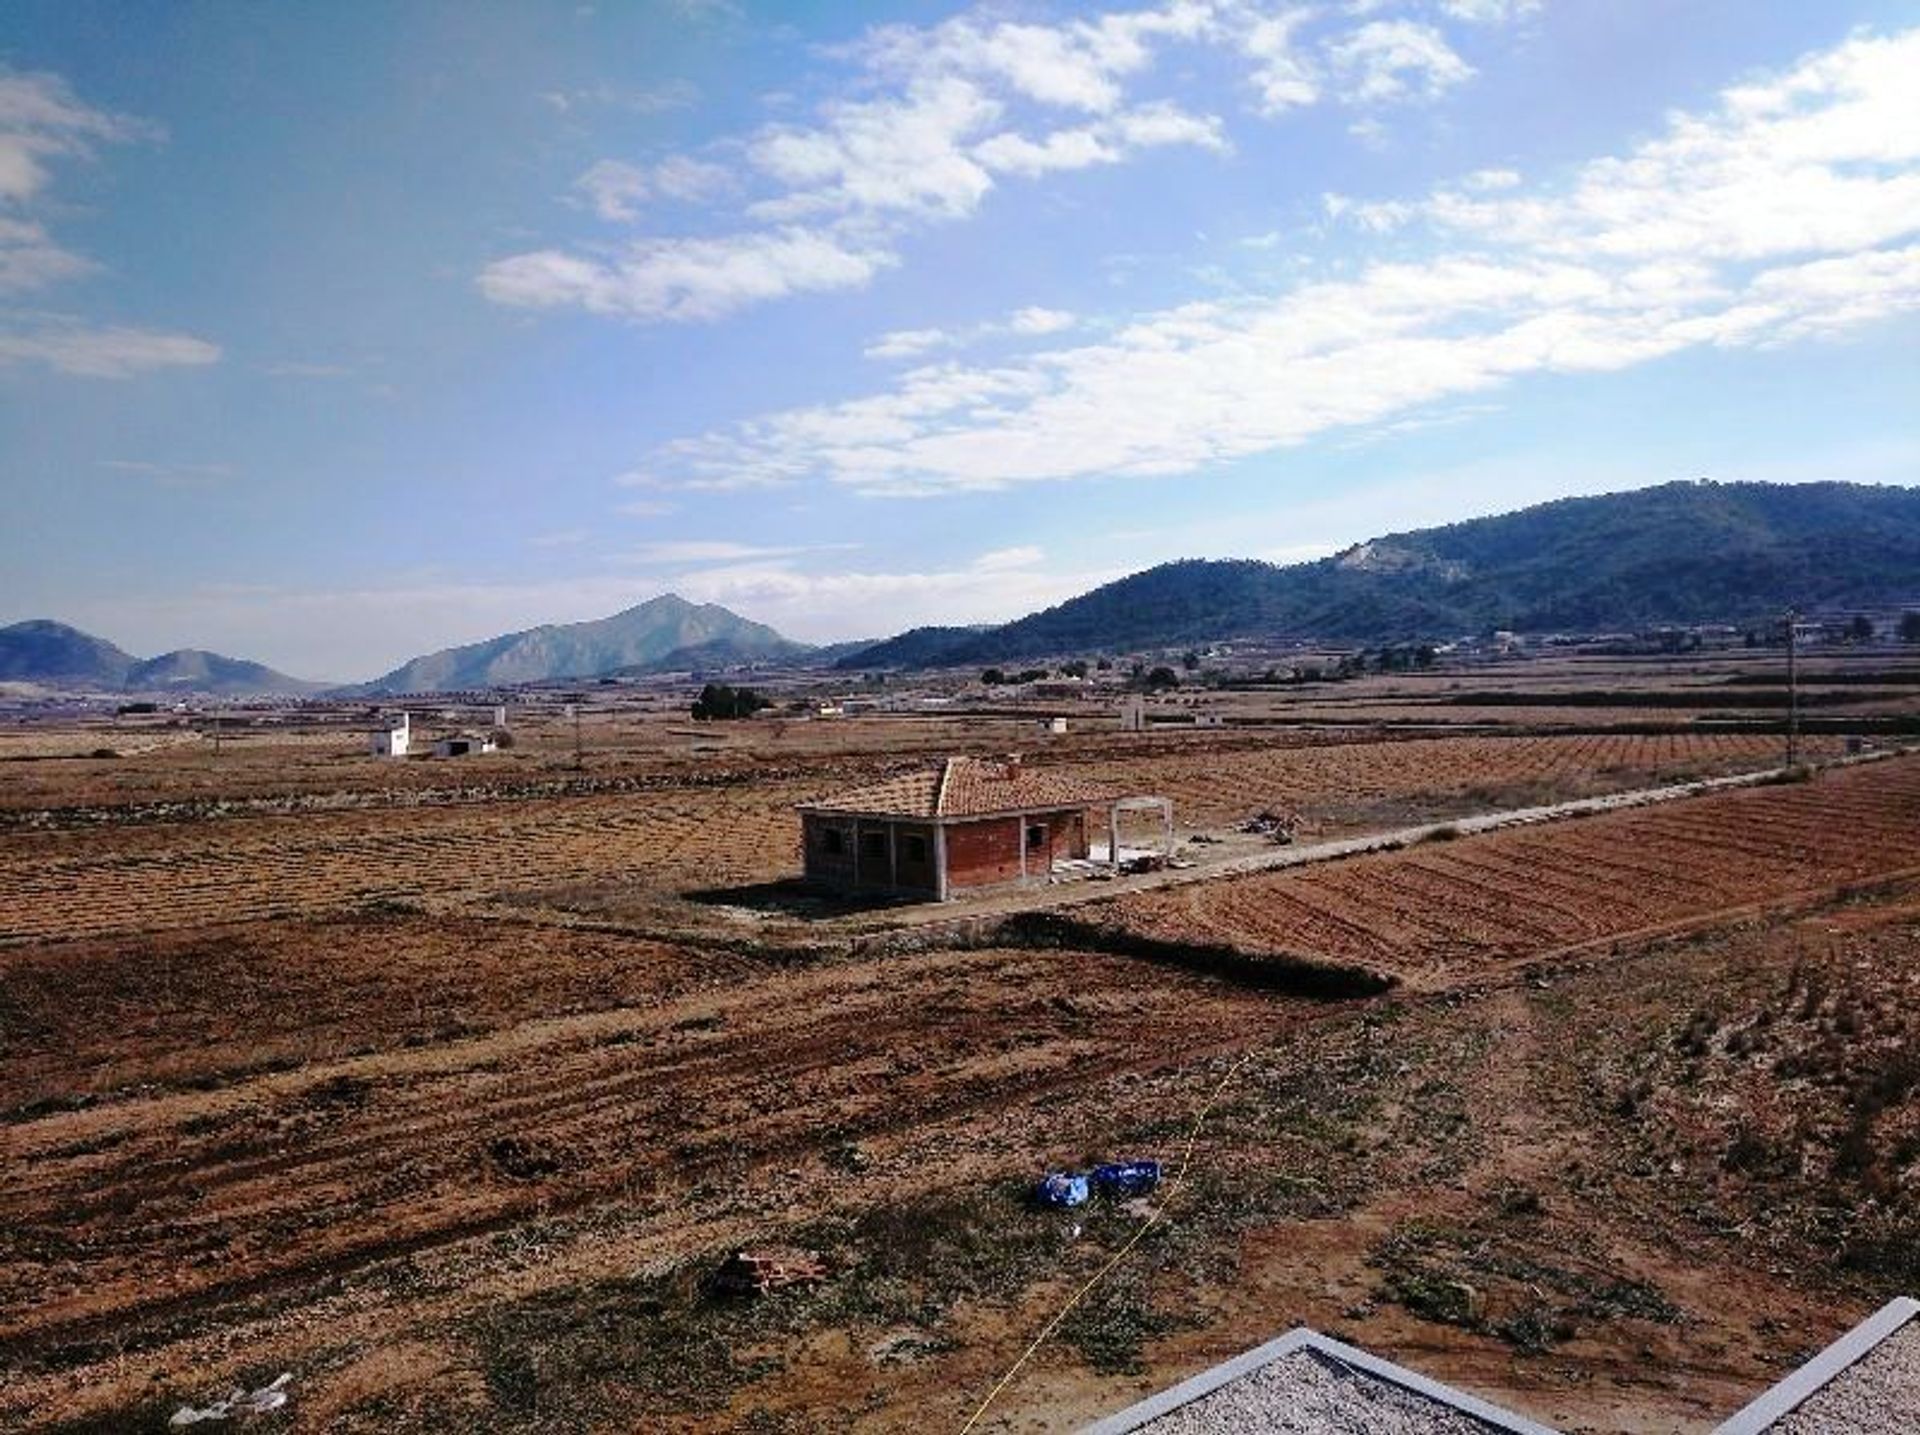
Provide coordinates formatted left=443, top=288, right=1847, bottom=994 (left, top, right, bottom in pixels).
left=3, top=0, right=1917, bottom=680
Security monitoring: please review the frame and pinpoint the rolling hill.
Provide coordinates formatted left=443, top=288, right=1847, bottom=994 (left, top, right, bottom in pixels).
left=843, top=481, right=1920, bottom=667
left=0, top=620, right=139, bottom=688
left=125, top=649, right=322, bottom=696
left=0, top=621, right=316, bottom=694
left=362, top=594, right=804, bottom=694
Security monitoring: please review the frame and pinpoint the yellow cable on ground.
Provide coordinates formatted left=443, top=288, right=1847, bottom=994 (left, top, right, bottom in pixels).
left=959, top=1045, right=1263, bottom=1433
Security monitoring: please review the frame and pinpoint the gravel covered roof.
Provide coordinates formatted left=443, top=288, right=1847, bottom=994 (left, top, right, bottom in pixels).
left=1086, top=1329, right=1558, bottom=1435
left=800, top=756, right=1120, bottom=819
left=1120, top=1348, right=1514, bottom=1434
left=1765, top=1322, right=1920, bottom=1433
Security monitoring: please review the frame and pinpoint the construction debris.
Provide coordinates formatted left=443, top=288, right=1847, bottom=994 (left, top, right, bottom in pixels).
left=1238, top=808, right=1299, bottom=844
left=168, top=1374, right=291, bottom=1426
left=711, top=1247, right=829, bottom=1297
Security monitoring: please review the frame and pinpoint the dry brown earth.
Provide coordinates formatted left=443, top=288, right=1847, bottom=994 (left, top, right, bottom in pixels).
left=2, top=755, right=1918, bottom=1431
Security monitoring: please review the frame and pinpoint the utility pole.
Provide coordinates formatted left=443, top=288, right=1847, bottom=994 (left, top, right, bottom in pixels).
left=1784, top=606, right=1800, bottom=770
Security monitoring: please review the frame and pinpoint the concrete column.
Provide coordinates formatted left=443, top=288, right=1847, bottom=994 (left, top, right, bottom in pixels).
left=934, top=823, right=949, bottom=902
left=1017, top=811, right=1029, bottom=881
left=1108, top=804, right=1120, bottom=872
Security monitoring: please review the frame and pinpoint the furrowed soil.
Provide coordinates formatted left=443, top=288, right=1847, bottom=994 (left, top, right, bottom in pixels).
left=1, top=748, right=1917, bottom=1432
left=0, top=730, right=1835, bottom=947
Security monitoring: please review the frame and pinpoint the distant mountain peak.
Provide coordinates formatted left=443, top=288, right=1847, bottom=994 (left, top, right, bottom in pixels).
left=362, top=595, right=805, bottom=693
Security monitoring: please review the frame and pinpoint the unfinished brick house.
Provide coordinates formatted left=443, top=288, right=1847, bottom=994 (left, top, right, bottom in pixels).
left=797, top=754, right=1172, bottom=902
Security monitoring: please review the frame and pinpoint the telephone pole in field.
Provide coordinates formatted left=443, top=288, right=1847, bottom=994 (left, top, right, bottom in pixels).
left=1783, top=607, right=1800, bottom=770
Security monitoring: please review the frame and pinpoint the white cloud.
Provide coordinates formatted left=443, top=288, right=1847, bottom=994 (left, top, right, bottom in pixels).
left=0, top=73, right=221, bottom=372
left=973, top=100, right=1225, bottom=178
left=0, top=216, right=92, bottom=292
left=865, top=305, right=1081, bottom=361
left=1462, top=166, right=1521, bottom=191
left=750, top=77, right=1002, bottom=222
left=649, top=27, right=1920, bottom=495
left=0, top=70, right=159, bottom=203
left=627, top=540, right=811, bottom=564
left=1326, top=21, right=1473, bottom=103
left=573, top=155, right=734, bottom=222
left=478, top=226, right=894, bottom=321
left=1008, top=306, right=1077, bottom=335
left=1237, top=8, right=1319, bottom=114
left=851, top=2, right=1213, bottom=116
left=0, top=323, right=221, bottom=378
left=1439, top=0, right=1540, bottom=25
left=477, top=2, right=1358, bottom=327
left=865, top=327, right=951, bottom=361
left=0, top=72, right=155, bottom=296
left=651, top=154, right=733, bottom=203
left=575, top=159, right=648, bottom=221
left=540, top=80, right=697, bottom=116
left=973, top=544, right=1044, bottom=570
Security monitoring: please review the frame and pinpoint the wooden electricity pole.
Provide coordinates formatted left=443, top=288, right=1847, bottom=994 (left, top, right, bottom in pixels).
left=1784, top=607, right=1800, bottom=770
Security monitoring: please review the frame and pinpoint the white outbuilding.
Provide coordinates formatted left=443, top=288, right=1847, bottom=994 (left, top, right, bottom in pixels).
left=370, top=712, right=411, bottom=758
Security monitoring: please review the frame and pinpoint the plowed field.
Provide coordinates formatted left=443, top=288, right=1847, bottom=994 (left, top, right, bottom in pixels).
left=0, top=922, right=1311, bottom=1430
left=3, top=759, right=1919, bottom=1432
left=0, top=732, right=1835, bottom=946
left=1090, top=756, right=1920, bottom=986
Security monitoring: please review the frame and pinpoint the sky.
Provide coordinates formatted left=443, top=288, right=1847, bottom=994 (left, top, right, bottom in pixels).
left=3, top=0, right=1918, bottom=681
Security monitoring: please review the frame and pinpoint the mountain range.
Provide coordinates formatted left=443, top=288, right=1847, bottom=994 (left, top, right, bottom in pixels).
left=8, top=482, right=1920, bottom=694
left=838, top=481, right=1920, bottom=667
left=0, top=621, right=321, bottom=696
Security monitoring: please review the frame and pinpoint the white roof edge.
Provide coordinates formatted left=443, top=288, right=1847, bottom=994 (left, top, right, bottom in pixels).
left=1081, top=1327, right=1562, bottom=1435
left=1713, top=1296, right=1920, bottom=1434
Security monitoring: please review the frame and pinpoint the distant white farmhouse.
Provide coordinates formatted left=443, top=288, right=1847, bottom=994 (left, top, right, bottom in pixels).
left=432, top=732, right=497, bottom=758
left=370, top=712, right=411, bottom=758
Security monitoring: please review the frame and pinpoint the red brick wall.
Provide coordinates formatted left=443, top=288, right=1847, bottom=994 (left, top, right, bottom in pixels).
left=945, top=809, right=1089, bottom=890
left=945, top=815, right=1025, bottom=889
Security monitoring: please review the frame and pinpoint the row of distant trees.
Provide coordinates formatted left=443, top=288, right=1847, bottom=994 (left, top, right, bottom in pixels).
left=690, top=682, right=770, bottom=720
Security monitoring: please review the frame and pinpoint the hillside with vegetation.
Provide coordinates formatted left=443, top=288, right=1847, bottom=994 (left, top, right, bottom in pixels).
left=846, top=482, right=1920, bottom=666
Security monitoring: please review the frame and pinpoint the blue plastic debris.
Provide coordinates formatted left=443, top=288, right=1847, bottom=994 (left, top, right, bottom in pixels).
left=1036, top=1172, right=1090, bottom=1207
left=1091, top=1160, right=1162, bottom=1197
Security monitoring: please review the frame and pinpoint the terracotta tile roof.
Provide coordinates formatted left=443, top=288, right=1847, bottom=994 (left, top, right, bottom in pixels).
left=801, top=756, right=1118, bottom=820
